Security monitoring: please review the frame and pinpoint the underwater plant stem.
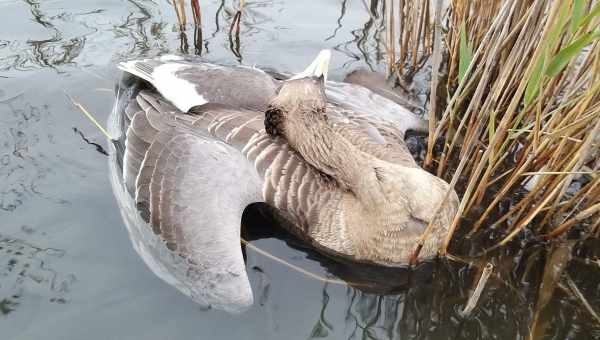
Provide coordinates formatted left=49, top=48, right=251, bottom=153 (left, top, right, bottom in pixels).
left=565, top=274, right=600, bottom=325
left=460, top=262, right=493, bottom=318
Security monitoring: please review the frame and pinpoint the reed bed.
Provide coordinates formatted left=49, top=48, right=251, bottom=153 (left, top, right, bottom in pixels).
left=386, top=0, right=600, bottom=255
left=385, top=0, right=434, bottom=83
left=386, top=2, right=600, bottom=334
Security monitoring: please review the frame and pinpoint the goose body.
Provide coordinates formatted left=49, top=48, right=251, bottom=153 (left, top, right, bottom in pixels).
left=108, top=52, right=458, bottom=312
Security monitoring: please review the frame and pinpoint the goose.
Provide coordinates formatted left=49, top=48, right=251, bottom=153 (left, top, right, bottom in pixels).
left=108, top=50, right=459, bottom=312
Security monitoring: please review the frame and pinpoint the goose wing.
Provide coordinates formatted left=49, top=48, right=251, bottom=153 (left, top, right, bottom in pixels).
left=324, top=83, right=422, bottom=167
left=111, top=88, right=263, bottom=312
left=118, top=56, right=425, bottom=136
left=322, top=75, right=427, bottom=167
left=117, top=55, right=424, bottom=161
left=118, top=56, right=278, bottom=112
left=326, top=81, right=428, bottom=135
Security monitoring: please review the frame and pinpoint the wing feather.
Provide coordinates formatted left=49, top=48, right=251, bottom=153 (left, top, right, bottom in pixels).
left=112, top=89, right=263, bottom=312
left=119, top=57, right=278, bottom=112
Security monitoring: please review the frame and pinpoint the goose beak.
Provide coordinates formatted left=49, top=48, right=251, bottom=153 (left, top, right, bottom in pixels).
left=289, top=49, right=331, bottom=83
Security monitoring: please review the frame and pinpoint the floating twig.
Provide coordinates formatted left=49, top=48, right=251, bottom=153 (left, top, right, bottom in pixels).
left=65, top=92, right=113, bottom=140
left=241, top=239, right=357, bottom=286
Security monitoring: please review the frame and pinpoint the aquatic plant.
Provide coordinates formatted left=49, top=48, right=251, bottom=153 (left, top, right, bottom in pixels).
left=386, top=0, right=599, bottom=255
left=171, top=0, right=202, bottom=29
left=387, top=0, right=600, bottom=339
left=386, top=1, right=599, bottom=334
left=170, top=0, right=248, bottom=56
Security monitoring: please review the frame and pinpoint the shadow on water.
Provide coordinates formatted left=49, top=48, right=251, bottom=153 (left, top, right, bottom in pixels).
left=1, top=0, right=599, bottom=339
left=242, top=203, right=600, bottom=339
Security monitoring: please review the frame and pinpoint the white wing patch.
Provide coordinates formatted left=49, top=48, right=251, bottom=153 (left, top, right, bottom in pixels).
left=118, top=60, right=154, bottom=83
left=159, top=54, right=185, bottom=62
left=118, top=60, right=207, bottom=112
left=152, top=64, right=207, bottom=112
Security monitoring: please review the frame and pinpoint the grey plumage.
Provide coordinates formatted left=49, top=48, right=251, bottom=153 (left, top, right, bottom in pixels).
left=109, top=52, right=458, bottom=313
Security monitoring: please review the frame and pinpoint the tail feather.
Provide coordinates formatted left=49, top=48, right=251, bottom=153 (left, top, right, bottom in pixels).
left=118, top=60, right=155, bottom=84
left=117, top=56, right=207, bottom=112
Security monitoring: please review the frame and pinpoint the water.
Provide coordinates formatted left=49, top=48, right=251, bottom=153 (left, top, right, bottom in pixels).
left=1, top=1, right=599, bottom=339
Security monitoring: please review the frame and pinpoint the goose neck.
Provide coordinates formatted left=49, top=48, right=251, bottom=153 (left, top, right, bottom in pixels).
left=285, top=114, right=383, bottom=205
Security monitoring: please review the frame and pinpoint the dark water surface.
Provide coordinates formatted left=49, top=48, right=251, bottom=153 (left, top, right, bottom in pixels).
left=1, top=1, right=599, bottom=339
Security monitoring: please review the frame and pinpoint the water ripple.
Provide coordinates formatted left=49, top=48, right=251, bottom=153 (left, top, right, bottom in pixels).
left=0, top=227, right=76, bottom=316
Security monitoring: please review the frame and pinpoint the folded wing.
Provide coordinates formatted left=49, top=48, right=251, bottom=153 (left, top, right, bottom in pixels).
left=110, top=87, right=262, bottom=312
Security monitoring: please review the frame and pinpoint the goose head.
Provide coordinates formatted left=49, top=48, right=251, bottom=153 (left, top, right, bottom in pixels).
left=265, top=50, right=329, bottom=138
left=264, top=76, right=327, bottom=138
left=264, top=50, right=459, bottom=265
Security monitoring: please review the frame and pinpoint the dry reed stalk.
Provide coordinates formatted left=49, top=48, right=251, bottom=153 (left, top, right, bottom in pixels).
left=172, top=0, right=186, bottom=30
left=385, top=0, right=396, bottom=77
left=546, top=202, right=600, bottom=239
left=564, top=274, right=600, bottom=325
left=593, top=218, right=600, bottom=237
left=424, top=0, right=443, bottom=169
left=549, top=178, right=600, bottom=223
left=386, top=0, right=434, bottom=82
left=399, top=0, right=600, bottom=253
left=172, top=0, right=203, bottom=29
left=191, top=0, right=202, bottom=26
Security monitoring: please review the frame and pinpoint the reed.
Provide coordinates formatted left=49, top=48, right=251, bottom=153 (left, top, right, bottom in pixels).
left=386, top=0, right=599, bottom=253
left=172, top=0, right=245, bottom=56
left=385, top=0, right=434, bottom=83
left=172, top=0, right=201, bottom=29
left=386, top=4, right=599, bottom=335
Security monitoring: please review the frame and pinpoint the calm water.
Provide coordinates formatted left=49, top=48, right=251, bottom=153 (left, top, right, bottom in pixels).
left=1, top=1, right=599, bottom=339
